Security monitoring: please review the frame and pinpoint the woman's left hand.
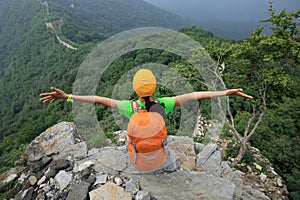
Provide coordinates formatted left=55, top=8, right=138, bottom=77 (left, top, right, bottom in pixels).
left=40, top=87, right=68, bottom=103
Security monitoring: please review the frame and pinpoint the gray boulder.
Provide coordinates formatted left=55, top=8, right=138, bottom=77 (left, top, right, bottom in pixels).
left=24, top=122, right=87, bottom=163
left=66, top=182, right=90, bottom=200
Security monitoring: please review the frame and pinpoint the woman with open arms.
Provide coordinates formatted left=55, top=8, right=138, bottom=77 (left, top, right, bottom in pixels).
left=40, top=69, right=253, bottom=115
left=40, top=69, right=253, bottom=171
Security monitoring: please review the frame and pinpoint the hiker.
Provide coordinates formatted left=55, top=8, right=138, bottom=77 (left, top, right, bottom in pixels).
left=40, top=69, right=253, bottom=171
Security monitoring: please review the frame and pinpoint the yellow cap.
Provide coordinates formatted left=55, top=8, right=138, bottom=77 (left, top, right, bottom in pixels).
left=133, top=69, right=156, bottom=97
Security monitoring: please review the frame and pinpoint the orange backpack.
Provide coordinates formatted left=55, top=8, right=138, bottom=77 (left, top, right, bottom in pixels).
left=127, top=100, right=168, bottom=172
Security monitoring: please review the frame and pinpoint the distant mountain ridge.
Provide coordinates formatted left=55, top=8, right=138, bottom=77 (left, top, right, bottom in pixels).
left=48, top=0, right=188, bottom=34
left=0, top=0, right=188, bottom=70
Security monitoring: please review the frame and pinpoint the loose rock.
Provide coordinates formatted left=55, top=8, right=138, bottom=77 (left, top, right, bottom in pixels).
left=3, top=174, right=18, bottom=184
left=94, top=174, right=108, bottom=185
left=37, top=175, right=46, bottom=186
left=66, top=182, right=90, bottom=200
left=89, top=182, right=131, bottom=200
left=125, top=179, right=139, bottom=194
left=277, top=178, right=283, bottom=187
left=260, top=173, right=267, bottom=182
left=254, top=163, right=263, bottom=171
left=54, top=170, right=73, bottom=190
left=28, top=175, right=37, bottom=185
left=136, top=190, right=151, bottom=200
left=114, top=177, right=123, bottom=186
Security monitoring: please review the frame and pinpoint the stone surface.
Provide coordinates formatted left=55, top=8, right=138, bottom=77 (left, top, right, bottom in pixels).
left=123, top=170, right=235, bottom=200
left=73, top=160, right=96, bottom=173
left=41, top=156, right=53, bottom=166
left=167, top=136, right=197, bottom=170
left=220, top=161, right=234, bottom=180
left=232, top=175, right=244, bottom=199
left=28, top=175, right=37, bottom=185
left=162, top=149, right=180, bottom=172
left=45, top=168, right=57, bottom=179
left=84, top=175, right=96, bottom=185
left=15, top=187, right=34, bottom=200
left=277, top=178, right=283, bottom=187
left=125, top=179, right=139, bottom=194
left=64, top=142, right=87, bottom=160
left=194, top=142, right=205, bottom=153
left=242, top=186, right=270, bottom=200
left=66, top=182, right=90, bottom=200
left=89, top=182, right=131, bottom=200
left=254, top=163, right=263, bottom=171
left=24, top=122, right=86, bottom=162
left=136, top=190, right=151, bottom=200
left=260, top=173, right=267, bottom=182
left=48, top=159, right=70, bottom=171
left=3, top=174, right=18, bottom=184
left=54, top=170, right=73, bottom=190
left=114, top=177, right=123, bottom=186
left=94, top=174, right=108, bottom=185
left=7, top=184, right=22, bottom=198
left=37, top=175, right=46, bottom=186
left=196, top=143, right=218, bottom=167
left=201, top=150, right=222, bottom=176
left=17, top=174, right=28, bottom=184
left=90, top=146, right=128, bottom=174
left=247, top=165, right=253, bottom=173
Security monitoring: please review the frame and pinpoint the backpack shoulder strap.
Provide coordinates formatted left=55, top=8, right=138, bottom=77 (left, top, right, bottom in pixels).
left=154, top=98, right=165, bottom=108
left=131, top=100, right=139, bottom=114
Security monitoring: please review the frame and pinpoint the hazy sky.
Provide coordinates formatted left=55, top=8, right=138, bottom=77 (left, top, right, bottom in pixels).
left=144, top=0, right=300, bottom=22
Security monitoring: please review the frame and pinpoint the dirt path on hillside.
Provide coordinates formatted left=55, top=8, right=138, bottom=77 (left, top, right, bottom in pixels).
left=45, top=21, right=78, bottom=50
left=42, top=0, right=78, bottom=50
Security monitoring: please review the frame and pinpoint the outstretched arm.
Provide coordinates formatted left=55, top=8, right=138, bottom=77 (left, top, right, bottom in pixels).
left=174, top=89, right=253, bottom=107
left=40, top=87, right=118, bottom=109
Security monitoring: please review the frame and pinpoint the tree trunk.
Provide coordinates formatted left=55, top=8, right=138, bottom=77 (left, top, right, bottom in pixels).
left=230, top=141, right=247, bottom=168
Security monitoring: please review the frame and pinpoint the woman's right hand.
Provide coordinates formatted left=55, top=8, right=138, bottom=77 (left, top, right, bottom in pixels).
left=40, top=87, right=68, bottom=103
left=226, top=89, right=253, bottom=99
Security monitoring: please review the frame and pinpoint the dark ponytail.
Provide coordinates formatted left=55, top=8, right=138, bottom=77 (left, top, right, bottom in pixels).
left=142, top=96, right=157, bottom=111
left=142, top=96, right=167, bottom=120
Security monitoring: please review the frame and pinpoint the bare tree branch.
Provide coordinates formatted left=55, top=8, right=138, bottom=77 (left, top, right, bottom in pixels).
left=246, top=89, right=267, bottom=140
left=244, top=105, right=257, bottom=137
left=215, top=95, right=243, bottom=143
left=246, top=110, right=265, bottom=140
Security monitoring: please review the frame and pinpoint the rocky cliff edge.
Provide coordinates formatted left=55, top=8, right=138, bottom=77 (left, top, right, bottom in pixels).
left=0, top=122, right=288, bottom=200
